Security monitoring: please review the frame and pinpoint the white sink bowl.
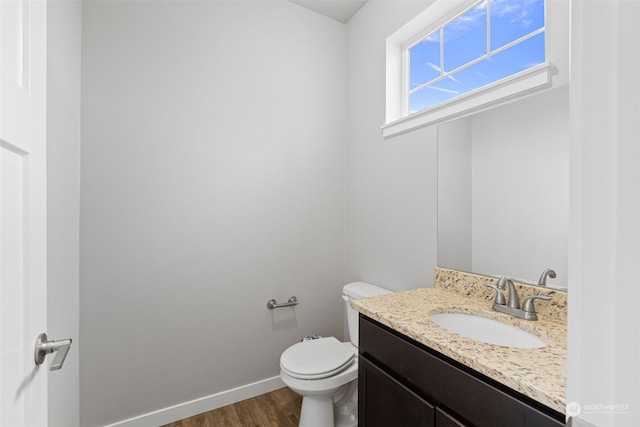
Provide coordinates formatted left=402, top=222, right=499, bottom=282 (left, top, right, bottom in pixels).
left=430, top=313, right=546, bottom=348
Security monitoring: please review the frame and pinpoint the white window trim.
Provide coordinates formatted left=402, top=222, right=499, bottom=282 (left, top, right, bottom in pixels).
left=384, top=62, right=552, bottom=138
left=384, top=0, right=568, bottom=139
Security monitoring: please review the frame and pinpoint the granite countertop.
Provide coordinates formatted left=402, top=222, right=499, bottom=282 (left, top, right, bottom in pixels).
left=352, top=271, right=567, bottom=414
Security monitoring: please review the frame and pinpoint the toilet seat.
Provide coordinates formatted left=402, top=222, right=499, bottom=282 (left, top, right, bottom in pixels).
left=280, top=337, right=355, bottom=380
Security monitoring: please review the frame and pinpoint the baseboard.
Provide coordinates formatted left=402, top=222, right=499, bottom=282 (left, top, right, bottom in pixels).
left=104, top=376, right=286, bottom=427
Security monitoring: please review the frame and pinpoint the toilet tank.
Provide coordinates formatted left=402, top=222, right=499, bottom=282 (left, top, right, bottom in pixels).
left=342, top=282, right=391, bottom=347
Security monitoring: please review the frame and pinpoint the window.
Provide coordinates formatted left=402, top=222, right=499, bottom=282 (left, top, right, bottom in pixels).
left=408, top=0, right=545, bottom=114
left=384, top=0, right=568, bottom=138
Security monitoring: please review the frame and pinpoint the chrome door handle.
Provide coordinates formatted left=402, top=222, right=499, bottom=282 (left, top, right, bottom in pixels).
left=34, top=333, right=72, bottom=371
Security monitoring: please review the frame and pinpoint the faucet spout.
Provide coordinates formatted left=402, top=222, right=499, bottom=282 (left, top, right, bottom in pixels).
left=489, top=276, right=551, bottom=321
left=537, top=268, right=556, bottom=287
left=498, top=276, right=520, bottom=309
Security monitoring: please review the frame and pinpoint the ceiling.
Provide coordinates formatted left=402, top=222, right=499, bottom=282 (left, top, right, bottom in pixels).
left=289, top=0, right=368, bottom=23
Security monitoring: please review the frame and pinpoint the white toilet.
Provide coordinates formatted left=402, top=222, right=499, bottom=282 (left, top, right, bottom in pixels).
left=279, top=282, right=391, bottom=427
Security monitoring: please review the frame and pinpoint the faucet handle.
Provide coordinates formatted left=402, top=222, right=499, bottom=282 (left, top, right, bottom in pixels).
left=484, top=283, right=506, bottom=305
left=522, top=295, right=551, bottom=320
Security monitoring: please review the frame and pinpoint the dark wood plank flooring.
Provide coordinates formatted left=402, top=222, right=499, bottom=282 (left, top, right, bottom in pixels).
left=162, top=387, right=302, bottom=427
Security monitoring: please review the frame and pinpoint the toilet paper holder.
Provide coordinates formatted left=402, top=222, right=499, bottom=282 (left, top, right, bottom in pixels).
left=267, top=296, right=298, bottom=309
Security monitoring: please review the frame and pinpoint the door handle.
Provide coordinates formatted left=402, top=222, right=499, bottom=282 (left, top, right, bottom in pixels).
left=34, top=333, right=72, bottom=371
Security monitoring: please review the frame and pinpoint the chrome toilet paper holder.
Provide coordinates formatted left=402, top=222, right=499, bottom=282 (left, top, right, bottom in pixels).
left=267, top=296, right=298, bottom=309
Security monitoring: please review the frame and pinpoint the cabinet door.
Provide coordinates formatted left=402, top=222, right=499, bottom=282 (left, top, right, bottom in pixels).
left=359, top=356, right=435, bottom=427
left=436, top=407, right=469, bottom=427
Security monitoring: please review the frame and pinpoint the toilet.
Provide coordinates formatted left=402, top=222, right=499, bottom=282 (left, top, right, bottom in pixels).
left=279, top=282, right=391, bottom=427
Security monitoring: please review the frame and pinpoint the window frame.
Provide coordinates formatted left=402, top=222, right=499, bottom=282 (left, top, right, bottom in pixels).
left=383, top=0, right=568, bottom=138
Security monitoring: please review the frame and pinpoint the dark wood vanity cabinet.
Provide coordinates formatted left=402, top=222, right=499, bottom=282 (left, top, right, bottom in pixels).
left=358, top=315, right=565, bottom=427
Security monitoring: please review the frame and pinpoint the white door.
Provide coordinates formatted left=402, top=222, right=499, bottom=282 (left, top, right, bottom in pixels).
left=1, top=0, right=49, bottom=425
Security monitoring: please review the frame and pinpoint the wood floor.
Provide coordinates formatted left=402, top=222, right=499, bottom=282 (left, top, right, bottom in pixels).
left=162, top=387, right=302, bottom=427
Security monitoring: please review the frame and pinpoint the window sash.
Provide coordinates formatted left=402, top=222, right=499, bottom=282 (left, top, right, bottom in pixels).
left=408, top=27, right=545, bottom=97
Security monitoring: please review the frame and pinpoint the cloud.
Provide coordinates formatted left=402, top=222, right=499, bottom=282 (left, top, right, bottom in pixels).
left=428, top=85, right=459, bottom=94
left=491, top=1, right=519, bottom=18
left=426, top=62, right=441, bottom=73
left=425, top=62, right=460, bottom=83
left=424, top=33, right=440, bottom=43
left=520, top=60, right=543, bottom=69
left=491, top=0, right=543, bottom=28
left=444, top=1, right=487, bottom=38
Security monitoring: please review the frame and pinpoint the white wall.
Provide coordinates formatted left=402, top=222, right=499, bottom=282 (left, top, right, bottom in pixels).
left=437, top=118, right=472, bottom=271
left=47, top=1, right=81, bottom=426
left=80, top=2, right=346, bottom=425
left=471, top=86, right=570, bottom=286
left=345, top=0, right=437, bottom=291
left=568, top=1, right=640, bottom=425
left=436, top=87, right=570, bottom=287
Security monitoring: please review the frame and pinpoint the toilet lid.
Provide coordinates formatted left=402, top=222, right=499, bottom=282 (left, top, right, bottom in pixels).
left=280, top=337, right=355, bottom=379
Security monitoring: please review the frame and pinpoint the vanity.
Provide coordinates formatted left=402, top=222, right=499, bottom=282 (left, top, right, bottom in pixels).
left=353, top=268, right=567, bottom=427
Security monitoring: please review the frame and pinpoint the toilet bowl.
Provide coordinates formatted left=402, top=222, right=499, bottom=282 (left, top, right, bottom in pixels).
left=279, top=282, right=391, bottom=427
left=280, top=338, right=359, bottom=427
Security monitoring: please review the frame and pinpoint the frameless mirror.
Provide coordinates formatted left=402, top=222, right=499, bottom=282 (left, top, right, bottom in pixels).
left=437, top=86, right=569, bottom=290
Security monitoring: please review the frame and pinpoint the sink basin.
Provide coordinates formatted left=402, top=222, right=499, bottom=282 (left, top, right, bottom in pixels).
left=430, top=313, right=546, bottom=348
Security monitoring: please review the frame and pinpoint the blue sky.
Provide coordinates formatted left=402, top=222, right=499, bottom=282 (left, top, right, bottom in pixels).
left=409, top=0, right=545, bottom=113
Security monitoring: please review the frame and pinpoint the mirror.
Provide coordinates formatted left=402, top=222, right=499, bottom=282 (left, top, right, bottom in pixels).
left=437, top=86, right=569, bottom=290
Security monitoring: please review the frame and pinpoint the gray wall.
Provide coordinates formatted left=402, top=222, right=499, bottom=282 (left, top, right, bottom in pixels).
left=471, top=87, right=569, bottom=285
left=567, top=1, right=640, bottom=425
left=345, top=0, right=438, bottom=291
left=47, top=1, right=81, bottom=426
left=80, top=2, right=346, bottom=425
left=437, top=118, right=472, bottom=272
left=437, top=87, right=570, bottom=286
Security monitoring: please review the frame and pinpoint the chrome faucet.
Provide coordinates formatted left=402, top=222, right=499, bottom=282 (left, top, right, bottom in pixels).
left=537, top=268, right=556, bottom=287
left=502, top=277, right=520, bottom=310
left=484, top=276, right=551, bottom=321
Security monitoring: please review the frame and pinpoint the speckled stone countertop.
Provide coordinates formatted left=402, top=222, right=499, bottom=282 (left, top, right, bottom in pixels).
left=352, top=268, right=567, bottom=414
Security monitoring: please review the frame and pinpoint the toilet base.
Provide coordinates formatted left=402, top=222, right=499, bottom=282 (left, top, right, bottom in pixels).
left=334, top=381, right=357, bottom=427
left=296, top=381, right=358, bottom=427
left=299, top=395, right=335, bottom=427
left=297, top=396, right=357, bottom=427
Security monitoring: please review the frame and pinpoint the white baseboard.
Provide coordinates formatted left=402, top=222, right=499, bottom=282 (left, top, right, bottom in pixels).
left=104, top=376, right=286, bottom=427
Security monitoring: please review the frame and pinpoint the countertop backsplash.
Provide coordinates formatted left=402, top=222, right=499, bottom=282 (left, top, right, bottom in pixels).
left=434, top=267, right=567, bottom=324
